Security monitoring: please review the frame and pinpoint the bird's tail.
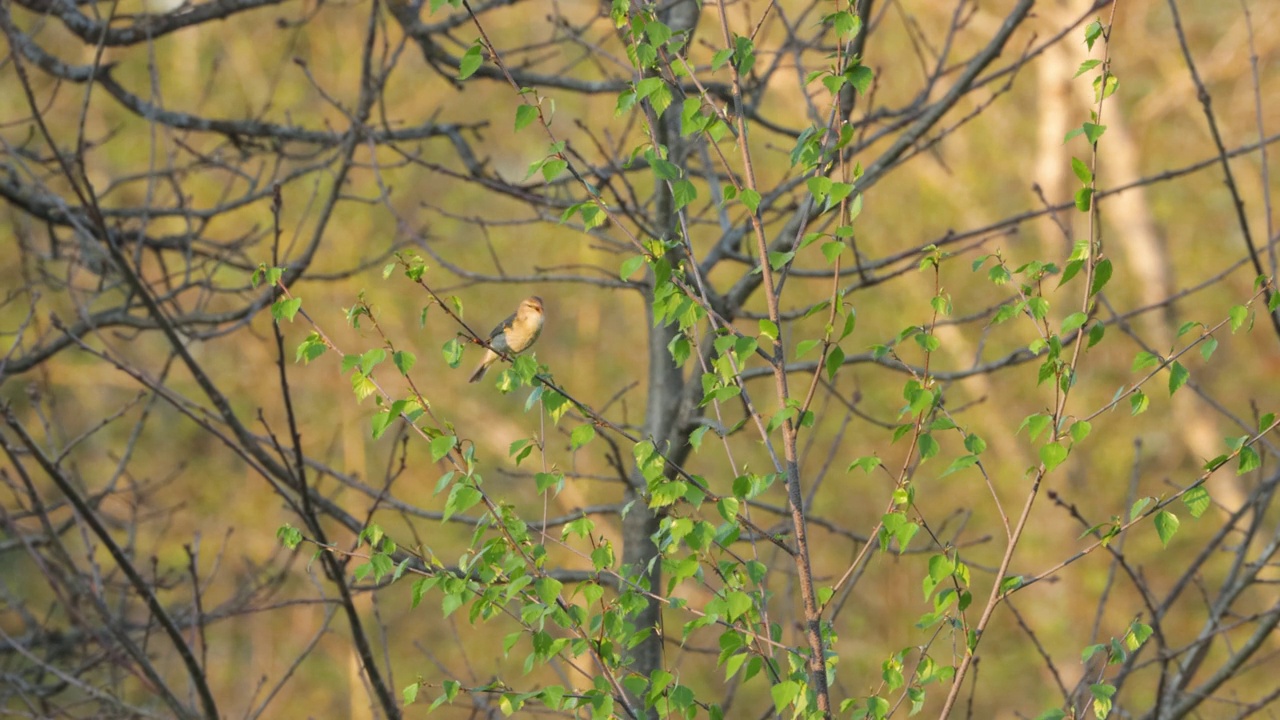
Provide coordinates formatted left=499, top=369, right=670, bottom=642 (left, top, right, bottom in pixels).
left=469, top=350, right=497, bottom=383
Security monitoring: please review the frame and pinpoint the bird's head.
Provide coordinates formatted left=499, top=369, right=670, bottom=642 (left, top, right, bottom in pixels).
left=519, top=296, right=544, bottom=318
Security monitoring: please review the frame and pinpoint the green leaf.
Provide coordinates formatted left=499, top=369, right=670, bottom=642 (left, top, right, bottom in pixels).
left=1084, top=20, right=1104, bottom=49
left=442, top=482, right=481, bottom=523
left=431, top=435, right=457, bottom=462
left=679, top=97, right=707, bottom=136
left=1074, top=59, right=1101, bottom=78
left=1061, top=312, right=1088, bottom=334
left=733, top=34, right=756, bottom=75
left=570, top=424, right=596, bottom=451
left=758, top=319, right=778, bottom=341
left=667, top=334, right=690, bottom=365
left=767, top=407, right=796, bottom=433
left=371, top=410, right=395, bottom=439
left=351, top=371, right=376, bottom=401
left=252, top=265, right=282, bottom=288
left=767, top=251, right=795, bottom=270
left=1071, top=158, right=1093, bottom=184
left=1200, top=336, right=1218, bottom=361
left=917, top=433, right=939, bottom=462
left=1020, top=413, right=1052, bottom=441
left=847, top=456, right=881, bottom=474
left=724, top=590, right=752, bottom=621
left=993, top=573, right=1024, bottom=591
left=620, top=254, right=645, bottom=281
left=964, top=433, right=986, bottom=454
left=939, top=454, right=979, bottom=478
left=845, top=65, right=873, bottom=95
left=825, top=345, right=844, bottom=380
left=541, top=158, right=567, bottom=181
left=671, top=179, right=697, bottom=210
left=1130, top=390, right=1149, bottom=415
left=271, top=297, right=302, bottom=323
left=1168, top=361, right=1189, bottom=395
left=535, top=471, right=561, bottom=493
left=459, top=42, right=484, bottom=80
left=1132, top=351, right=1160, bottom=372
left=825, top=9, right=859, bottom=36
left=1040, top=443, right=1068, bottom=472
left=535, top=576, right=563, bottom=604
left=880, top=512, right=920, bottom=552
left=296, top=333, right=327, bottom=363
left=1238, top=446, right=1261, bottom=475
left=1059, top=259, right=1084, bottom=288
left=1182, top=485, right=1210, bottom=518
left=839, top=309, right=857, bottom=340
left=807, top=176, right=832, bottom=199
left=770, top=681, right=801, bottom=714
left=1082, top=122, right=1107, bottom=143
left=645, top=19, right=672, bottom=46
left=1074, top=187, right=1093, bottom=212
left=1093, top=72, right=1119, bottom=102
left=1090, top=258, right=1113, bottom=297
left=1070, top=420, right=1092, bottom=443
left=1154, top=510, right=1179, bottom=548
left=442, top=338, right=464, bottom=368
left=740, top=188, right=761, bottom=214
left=510, top=438, right=533, bottom=463
left=1229, top=304, right=1248, bottom=332
left=1091, top=683, right=1115, bottom=719
left=821, top=241, right=844, bottom=264
left=1204, top=454, right=1229, bottom=472
left=393, top=351, right=416, bottom=375
left=514, top=104, right=539, bottom=131
left=276, top=523, right=302, bottom=549
left=635, top=76, right=664, bottom=101
left=359, top=349, right=386, bottom=374
left=1088, top=321, right=1106, bottom=348
left=827, top=181, right=854, bottom=206
left=795, top=338, right=822, bottom=358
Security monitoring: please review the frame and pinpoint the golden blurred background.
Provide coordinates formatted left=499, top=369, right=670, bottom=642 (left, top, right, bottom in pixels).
left=2, top=0, right=1280, bottom=716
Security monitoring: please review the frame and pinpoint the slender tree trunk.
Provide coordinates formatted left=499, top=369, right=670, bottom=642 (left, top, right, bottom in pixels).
left=621, top=3, right=700, bottom=714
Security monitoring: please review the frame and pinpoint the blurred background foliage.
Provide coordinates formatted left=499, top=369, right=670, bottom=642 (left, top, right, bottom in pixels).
left=2, top=0, right=1280, bottom=716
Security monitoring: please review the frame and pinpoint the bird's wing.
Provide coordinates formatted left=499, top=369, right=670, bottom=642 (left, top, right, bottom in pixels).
left=490, top=312, right=518, bottom=339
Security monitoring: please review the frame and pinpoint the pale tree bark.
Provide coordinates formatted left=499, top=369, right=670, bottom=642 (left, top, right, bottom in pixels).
left=620, top=1, right=702, bottom=715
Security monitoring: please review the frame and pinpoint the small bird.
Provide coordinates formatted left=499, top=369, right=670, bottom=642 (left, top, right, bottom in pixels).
left=468, top=296, right=545, bottom=383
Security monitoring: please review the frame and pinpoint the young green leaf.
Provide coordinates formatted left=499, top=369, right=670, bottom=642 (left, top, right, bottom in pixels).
left=1090, top=258, right=1113, bottom=297
left=1040, top=443, right=1068, bottom=472
left=570, top=424, right=596, bottom=450
left=431, top=435, right=458, bottom=462
left=620, top=255, right=645, bottom=281
left=1182, top=485, right=1210, bottom=518
left=459, top=42, right=485, bottom=80
left=1238, top=446, right=1261, bottom=475
left=514, top=104, right=539, bottom=131
left=1168, top=361, right=1189, bottom=395
left=1154, top=510, right=1179, bottom=548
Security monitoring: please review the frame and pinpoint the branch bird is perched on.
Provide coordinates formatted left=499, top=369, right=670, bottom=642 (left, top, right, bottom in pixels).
left=468, top=296, right=544, bottom=383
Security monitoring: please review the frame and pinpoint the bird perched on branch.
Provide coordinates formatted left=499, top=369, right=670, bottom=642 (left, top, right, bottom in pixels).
left=469, top=296, right=544, bottom=383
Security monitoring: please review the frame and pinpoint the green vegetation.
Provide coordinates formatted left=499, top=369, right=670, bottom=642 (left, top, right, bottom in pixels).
left=3, top=1, right=1280, bottom=718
